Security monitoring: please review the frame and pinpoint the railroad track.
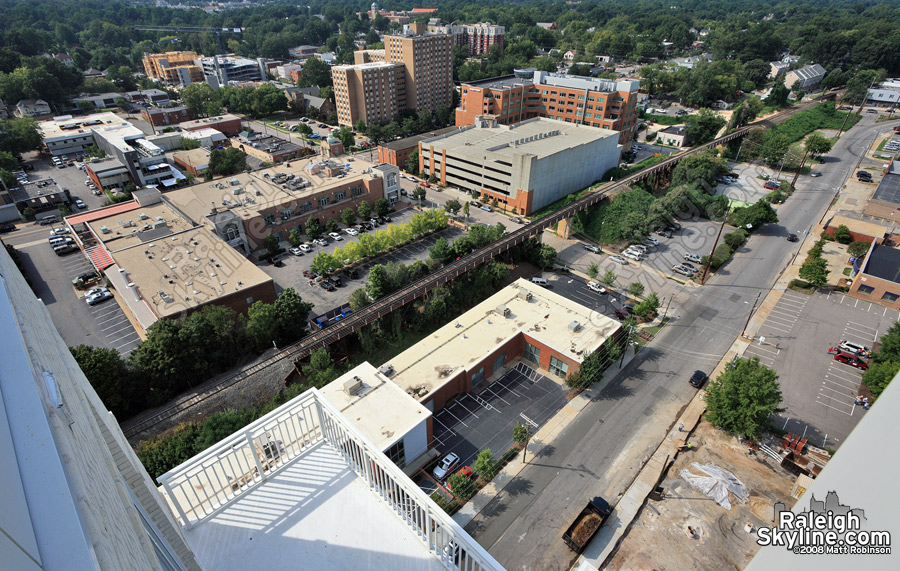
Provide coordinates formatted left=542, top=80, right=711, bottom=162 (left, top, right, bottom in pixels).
left=121, top=100, right=822, bottom=438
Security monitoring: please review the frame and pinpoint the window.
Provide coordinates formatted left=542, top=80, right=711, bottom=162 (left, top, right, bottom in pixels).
left=263, top=213, right=276, bottom=226
left=246, top=297, right=253, bottom=304
left=882, top=291, right=900, bottom=302
left=549, top=356, right=568, bottom=378
left=281, top=209, right=293, bottom=220
left=318, top=197, right=329, bottom=207
left=857, top=285, right=875, bottom=294
left=471, top=367, right=485, bottom=386
left=386, top=440, right=406, bottom=468
left=335, top=190, right=346, bottom=201
left=298, top=201, right=313, bottom=213
left=494, top=353, right=506, bottom=373
left=523, top=342, right=540, bottom=365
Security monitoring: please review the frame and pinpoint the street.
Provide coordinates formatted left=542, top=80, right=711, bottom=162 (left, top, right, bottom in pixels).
left=464, top=114, right=887, bottom=570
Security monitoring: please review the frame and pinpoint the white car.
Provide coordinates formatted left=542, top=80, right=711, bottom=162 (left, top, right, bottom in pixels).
left=74, top=199, right=86, bottom=209
left=622, top=250, right=643, bottom=262
left=50, top=227, right=70, bottom=236
left=610, top=255, right=629, bottom=265
left=684, top=252, right=702, bottom=263
left=839, top=340, right=871, bottom=357
left=587, top=281, right=607, bottom=294
left=328, top=232, right=343, bottom=241
left=406, top=175, right=417, bottom=181
left=672, top=264, right=694, bottom=276
left=345, top=228, right=358, bottom=236
left=289, top=247, right=304, bottom=256
left=433, top=452, right=460, bottom=481
left=628, top=244, right=648, bottom=254
left=298, top=243, right=312, bottom=253
left=645, top=237, right=659, bottom=246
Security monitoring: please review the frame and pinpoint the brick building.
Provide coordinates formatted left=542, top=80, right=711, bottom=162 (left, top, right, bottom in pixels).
left=427, top=21, right=505, bottom=56
left=456, top=69, right=640, bottom=145
left=377, top=126, right=459, bottom=170
left=141, top=105, right=195, bottom=127
left=179, top=114, right=243, bottom=137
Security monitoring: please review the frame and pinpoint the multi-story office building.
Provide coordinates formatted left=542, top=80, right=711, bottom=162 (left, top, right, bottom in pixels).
left=419, top=116, right=621, bottom=215
left=332, top=62, right=405, bottom=126
left=428, top=20, right=505, bottom=55
left=332, top=29, right=453, bottom=126
left=196, top=55, right=267, bottom=88
left=456, top=69, right=640, bottom=145
left=142, top=51, right=205, bottom=85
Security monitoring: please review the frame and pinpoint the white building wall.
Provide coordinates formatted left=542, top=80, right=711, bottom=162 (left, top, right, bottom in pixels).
left=399, top=417, right=429, bottom=466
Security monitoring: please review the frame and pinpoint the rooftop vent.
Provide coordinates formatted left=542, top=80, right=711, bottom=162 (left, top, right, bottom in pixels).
left=517, top=291, right=533, bottom=301
left=568, top=320, right=581, bottom=332
left=99, top=225, right=110, bottom=234
left=139, top=212, right=149, bottom=220
left=343, top=376, right=363, bottom=395
left=496, top=304, right=511, bottom=317
left=379, top=364, right=395, bottom=377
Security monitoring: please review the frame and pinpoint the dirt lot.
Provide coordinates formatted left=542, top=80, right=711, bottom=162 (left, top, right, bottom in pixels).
left=607, top=420, right=797, bottom=570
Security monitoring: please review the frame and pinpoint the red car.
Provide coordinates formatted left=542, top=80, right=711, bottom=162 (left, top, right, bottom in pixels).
left=764, top=180, right=780, bottom=190
left=447, top=466, right=473, bottom=492
left=833, top=351, right=868, bottom=370
left=420, top=182, right=430, bottom=188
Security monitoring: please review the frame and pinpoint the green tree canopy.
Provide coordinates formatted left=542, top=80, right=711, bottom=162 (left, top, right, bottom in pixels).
left=705, top=356, right=784, bottom=439
left=209, top=147, right=246, bottom=175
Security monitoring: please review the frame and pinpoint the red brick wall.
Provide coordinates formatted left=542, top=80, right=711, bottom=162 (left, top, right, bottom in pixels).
left=823, top=225, right=880, bottom=244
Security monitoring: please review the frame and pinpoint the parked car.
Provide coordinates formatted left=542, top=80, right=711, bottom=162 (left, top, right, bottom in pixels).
left=85, top=288, right=113, bottom=306
left=645, top=237, right=659, bottom=246
left=681, top=262, right=698, bottom=273
left=672, top=264, right=694, bottom=276
left=480, top=205, right=493, bottom=212
left=689, top=370, right=707, bottom=388
left=421, top=182, right=431, bottom=188
left=613, top=309, right=627, bottom=320
left=833, top=351, right=869, bottom=370
left=313, top=238, right=328, bottom=246
left=810, top=172, right=822, bottom=177
left=0, top=223, right=16, bottom=233
left=622, top=250, right=643, bottom=262
left=656, top=230, right=672, bottom=238
left=610, top=255, right=629, bottom=265
left=433, top=452, right=460, bottom=480
left=839, top=340, right=872, bottom=358
left=764, top=180, right=780, bottom=190
left=328, top=232, right=343, bottom=241
left=299, top=243, right=312, bottom=253
left=319, top=280, right=336, bottom=291
left=446, top=466, right=474, bottom=492
left=345, top=227, right=358, bottom=236
left=583, top=244, right=602, bottom=254
left=683, top=252, right=702, bottom=263
left=289, top=247, right=304, bottom=256
left=50, top=227, right=70, bottom=236
left=587, top=281, right=607, bottom=294
left=74, top=199, right=86, bottom=209
left=628, top=244, right=648, bottom=254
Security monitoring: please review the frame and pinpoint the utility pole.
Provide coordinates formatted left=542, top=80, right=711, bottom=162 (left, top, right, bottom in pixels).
left=790, top=148, right=810, bottom=189
left=741, top=291, right=762, bottom=338
left=661, top=294, right=673, bottom=321
left=700, top=215, right=728, bottom=284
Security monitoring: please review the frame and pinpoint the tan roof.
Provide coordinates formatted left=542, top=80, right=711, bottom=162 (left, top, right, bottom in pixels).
left=111, top=226, right=273, bottom=318
left=827, top=215, right=890, bottom=239
left=173, top=148, right=211, bottom=167
left=38, top=112, right=127, bottom=141
left=320, top=362, right=431, bottom=451
left=87, top=202, right=193, bottom=251
left=165, top=156, right=372, bottom=223
left=388, top=278, right=620, bottom=400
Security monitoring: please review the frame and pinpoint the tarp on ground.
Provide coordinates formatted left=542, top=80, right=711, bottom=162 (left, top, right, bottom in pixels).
left=680, top=462, right=749, bottom=510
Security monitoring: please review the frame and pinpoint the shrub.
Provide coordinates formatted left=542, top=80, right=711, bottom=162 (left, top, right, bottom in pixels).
left=833, top=225, right=852, bottom=244
left=723, top=229, right=748, bottom=251
left=708, top=243, right=733, bottom=270
left=848, top=240, right=871, bottom=258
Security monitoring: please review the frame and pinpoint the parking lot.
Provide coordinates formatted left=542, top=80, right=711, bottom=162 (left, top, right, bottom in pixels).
left=629, top=142, right=676, bottom=165
left=742, top=290, right=898, bottom=449
left=420, top=362, right=569, bottom=494
left=12, top=229, right=142, bottom=356
left=259, top=207, right=466, bottom=313
left=22, top=152, right=110, bottom=213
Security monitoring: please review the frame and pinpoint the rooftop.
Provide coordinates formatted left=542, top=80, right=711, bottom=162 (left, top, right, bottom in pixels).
left=164, top=156, right=374, bottom=223
left=91, top=121, right=149, bottom=153
left=181, top=128, right=225, bottom=142
left=861, top=243, right=900, bottom=283
left=160, top=389, right=500, bottom=570
left=421, top=117, right=619, bottom=161
left=380, top=126, right=460, bottom=151
left=110, top=226, right=273, bottom=318
left=320, top=362, right=431, bottom=452
left=333, top=61, right=402, bottom=71
left=389, top=278, right=620, bottom=400
left=179, top=114, right=241, bottom=130
left=8, top=178, right=66, bottom=202
left=660, top=125, right=687, bottom=135
left=871, top=173, right=900, bottom=205
left=38, top=112, right=128, bottom=141
left=461, top=71, right=639, bottom=93
left=462, top=74, right=533, bottom=90
left=86, top=201, right=194, bottom=251
left=173, top=148, right=211, bottom=166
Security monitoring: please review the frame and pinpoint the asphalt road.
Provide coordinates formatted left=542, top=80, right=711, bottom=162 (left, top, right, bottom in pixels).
left=465, top=114, right=886, bottom=569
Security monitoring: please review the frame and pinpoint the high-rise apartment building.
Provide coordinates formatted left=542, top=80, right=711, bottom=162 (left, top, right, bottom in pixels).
left=456, top=69, right=640, bottom=145
left=428, top=20, right=505, bottom=55
left=332, top=30, right=453, bottom=127
left=142, top=51, right=205, bottom=85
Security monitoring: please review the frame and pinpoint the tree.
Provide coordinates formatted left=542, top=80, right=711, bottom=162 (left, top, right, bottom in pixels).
left=405, top=148, right=419, bottom=174
left=729, top=200, right=778, bottom=230
left=513, top=421, right=532, bottom=462
left=848, top=241, right=871, bottom=258
left=628, top=282, right=645, bottom=297
left=587, top=262, right=599, bottom=280
left=70, top=345, right=128, bottom=415
left=412, top=186, right=427, bottom=205
left=374, top=198, right=390, bottom=217
left=0, top=118, right=42, bottom=155
left=443, top=199, right=461, bottom=216
left=341, top=208, right=357, bottom=227
left=209, top=147, right=246, bottom=175
left=805, top=133, right=834, bottom=158
left=302, top=348, right=341, bottom=388
left=288, top=228, right=302, bottom=247
left=875, top=322, right=900, bottom=363
left=462, top=201, right=470, bottom=220
left=366, top=264, right=388, bottom=300
left=684, top=108, right=726, bottom=145
left=180, top=82, right=216, bottom=117
left=357, top=201, right=371, bottom=221
left=297, top=123, right=312, bottom=139
left=273, top=288, right=313, bottom=343
left=798, top=257, right=830, bottom=288
left=337, top=125, right=355, bottom=148
left=298, top=57, right=333, bottom=88
left=768, top=80, right=790, bottom=108
left=429, top=236, right=452, bottom=264
left=602, top=269, right=617, bottom=288
left=305, top=216, right=323, bottom=239
left=446, top=472, right=475, bottom=500
left=348, top=288, right=370, bottom=311
left=537, top=245, right=557, bottom=268
left=862, top=361, right=899, bottom=399
left=326, top=218, right=339, bottom=233
left=705, top=356, right=784, bottom=439
left=181, top=137, right=200, bottom=150
left=833, top=225, right=852, bottom=244
left=265, top=234, right=281, bottom=256
left=474, top=448, right=496, bottom=480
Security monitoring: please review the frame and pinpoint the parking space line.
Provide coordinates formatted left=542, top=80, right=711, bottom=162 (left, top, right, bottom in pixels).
left=750, top=343, right=780, bottom=356
left=479, top=385, right=512, bottom=407
left=96, top=314, right=126, bottom=325
left=815, top=397, right=854, bottom=415
left=759, top=324, right=793, bottom=335
left=103, top=324, right=136, bottom=337
left=440, top=406, right=471, bottom=428
left=114, top=339, right=140, bottom=351
left=823, top=376, right=860, bottom=392
left=825, top=367, right=860, bottom=382
left=91, top=307, right=119, bottom=318
left=100, top=317, right=128, bottom=331
left=452, top=398, right=480, bottom=420
left=764, top=314, right=798, bottom=327
left=819, top=384, right=854, bottom=398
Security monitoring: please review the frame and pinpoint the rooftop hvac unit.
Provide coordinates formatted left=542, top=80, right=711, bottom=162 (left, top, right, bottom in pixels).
left=118, top=219, right=135, bottom=227
left=517, top=291, right=533, bottom=301
left=153, top=220, right=167, bottom=228
left=229, top=177, right=240, bottom=186
left=155, top=216, right=164, bottom=222
left=343, top=376, right=363, bottom=395
left=496, top=304, right=511, bottom=317
left=379, top=364, right=395, bottom=377
left=139, top=212, right=149, bottom=220
left=568, top=320, right=581, bottom=332
left=99, top=225, right=111, bottom=234
left=231, top=186, right=243, bottom=195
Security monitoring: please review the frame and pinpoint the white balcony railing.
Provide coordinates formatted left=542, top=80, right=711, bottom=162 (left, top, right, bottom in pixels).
left=158, top=388, right=503, bottom=571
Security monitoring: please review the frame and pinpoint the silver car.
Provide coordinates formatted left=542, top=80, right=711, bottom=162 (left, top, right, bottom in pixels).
left=610, top=255, right=629, bottom=265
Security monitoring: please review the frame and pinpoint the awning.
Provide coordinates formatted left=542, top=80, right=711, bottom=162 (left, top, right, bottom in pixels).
left=160, top=178, right=177, bottom=187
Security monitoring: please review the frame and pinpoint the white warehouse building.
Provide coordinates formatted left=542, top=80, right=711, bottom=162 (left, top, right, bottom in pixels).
left=418, top=116, right=621, bottom=215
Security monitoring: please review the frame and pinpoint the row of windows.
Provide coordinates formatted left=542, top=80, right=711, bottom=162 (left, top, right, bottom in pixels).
left=857, top=285, right=900, bottom=302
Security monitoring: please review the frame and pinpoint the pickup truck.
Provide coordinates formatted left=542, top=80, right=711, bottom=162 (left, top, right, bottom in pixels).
left=562, top=497, right=611, bottom=553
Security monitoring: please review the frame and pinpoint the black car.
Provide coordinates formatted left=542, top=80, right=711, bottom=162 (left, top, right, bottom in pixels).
left=624, top=303, right=636, bottom=314
left=689, top=370, right=708, bottom=388
left=319, top=280, right=336, bottom=291
left=0, top=223, right=15, bottom=233
left=787, top=233, right=798, bottom=242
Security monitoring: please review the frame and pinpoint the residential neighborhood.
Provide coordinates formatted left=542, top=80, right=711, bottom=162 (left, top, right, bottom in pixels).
left=0, top=1, right=898, bottom=570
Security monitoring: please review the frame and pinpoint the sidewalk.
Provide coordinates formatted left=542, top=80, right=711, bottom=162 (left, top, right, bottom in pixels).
left=452, top=344, right=639, bottom=528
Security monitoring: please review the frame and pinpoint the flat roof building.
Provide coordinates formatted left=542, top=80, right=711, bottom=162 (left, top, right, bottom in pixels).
left=179, top=113, right=242, bottom=136
left=142, top=51, right=205, bottom=85
left=333, top=62, right=405, bottom=126
left=197, top=55, right=266, bottom=88
left=456, top=70, right=640, bottom=145
left=849, top=242, right=900, bottom=311
left=377, top=125, right=459, bottom=170
left=784, top=64, right=827, bottom=90
left=419, top=116, right=620, bottom=215
left=428, top=21, right=505, bottom=56
left=8, top=178, right=71, bottom=216
left=387, top=278, right=622, bottom=411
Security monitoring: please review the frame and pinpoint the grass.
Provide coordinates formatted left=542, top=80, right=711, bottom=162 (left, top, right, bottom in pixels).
left=636, top=317, right=670, bottom=346
left=644, top=113, right=692, bottom=125
left=347, top=328, right=431, bottom=368
left=843, top=267, right=853, bottom=276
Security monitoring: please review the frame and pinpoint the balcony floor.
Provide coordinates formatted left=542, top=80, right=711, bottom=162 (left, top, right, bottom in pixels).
left=184, top=441, right=445, bottom=571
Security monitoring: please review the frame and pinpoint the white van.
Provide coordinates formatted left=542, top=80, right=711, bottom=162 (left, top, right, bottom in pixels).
left=40, top=215, right=59, bottom=225
left=531, top=277, right=548, bottom=286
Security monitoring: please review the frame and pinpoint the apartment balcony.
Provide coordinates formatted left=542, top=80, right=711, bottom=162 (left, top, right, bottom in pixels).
left=159, top=389, right=502, bottom=571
